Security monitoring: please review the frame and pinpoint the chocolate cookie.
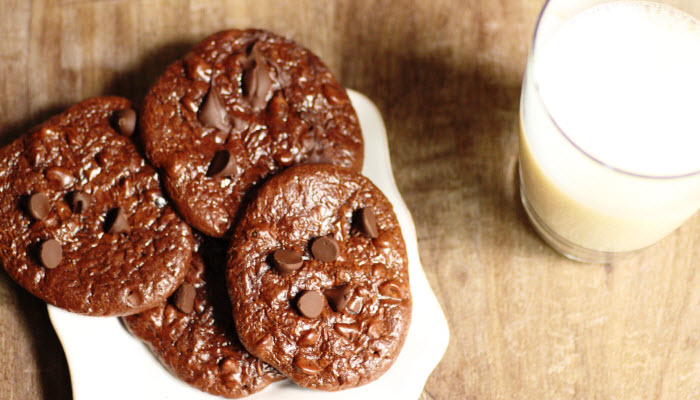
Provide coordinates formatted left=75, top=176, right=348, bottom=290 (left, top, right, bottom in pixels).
left=140, top=29, right=364, bottom=238
left=226, top=164, right=411, bottom=391
left=123, top=238, right=285, bottom=398
left=0, top=97, right=193, bottom=316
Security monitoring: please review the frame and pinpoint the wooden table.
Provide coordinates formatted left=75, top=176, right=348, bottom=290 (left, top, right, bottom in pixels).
left=1, top=1, right=698, bottom=399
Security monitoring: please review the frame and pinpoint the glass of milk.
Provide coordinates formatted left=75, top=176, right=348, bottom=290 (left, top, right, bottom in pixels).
left=519, top=0, right=700, bottom=262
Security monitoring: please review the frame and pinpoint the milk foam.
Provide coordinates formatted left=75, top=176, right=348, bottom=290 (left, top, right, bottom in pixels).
left=534, top=1, right=700, bottom=177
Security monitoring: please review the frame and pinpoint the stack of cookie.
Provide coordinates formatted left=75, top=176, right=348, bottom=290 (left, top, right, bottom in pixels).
left=0, top=29, right=411, bottom=397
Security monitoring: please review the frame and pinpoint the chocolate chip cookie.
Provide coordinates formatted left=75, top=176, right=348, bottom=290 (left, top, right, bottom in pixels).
left=140, top=29, right=364, bottom=238
left=0, top=97, right=193, bottom=316
left=226, top=164, right=411, bottom=391
left=123, top=238, right=285, bottom=398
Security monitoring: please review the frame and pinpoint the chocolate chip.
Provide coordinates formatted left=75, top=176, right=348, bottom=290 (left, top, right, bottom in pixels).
left=28, top=193, right=51, bottom=220
left=114, top=108, right=137, bottom=136
left=242, top=44, right=274, bottom=111
left=271, top=248, right=303, bottom=275
left=322, top=83, right=349, bottom=105
left=311, top=236, right=339, bottom=262
left=324, top=284, right=352, bottom=312
left=172, top=283, right=196, bottom=314
left=293, top=354, right=322, bottom=375
left=297, top=290, right=324, bottom=318
left=105, top=207, right=130, bottom=234
left=45, top=167, right=74, bottom=188
left=39, top=239, right=62, bottom=269
left=298, top=330, right=319, bottom=346
left=95, top=149, right=111, bottom=167
left=207, top=149, right=238, bottom=178
left=355, top=207, right=379, bottom=238
left=199, top=88, right=231, bottom=133
left=71, top=191, right=94, bottom=213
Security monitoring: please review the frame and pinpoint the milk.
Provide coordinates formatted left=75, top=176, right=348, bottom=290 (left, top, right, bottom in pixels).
left=520, top=0, right=700, bottom=255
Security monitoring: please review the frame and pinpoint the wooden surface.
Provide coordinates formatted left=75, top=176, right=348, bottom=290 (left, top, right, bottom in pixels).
left=0, top=1, right=698, bottom=399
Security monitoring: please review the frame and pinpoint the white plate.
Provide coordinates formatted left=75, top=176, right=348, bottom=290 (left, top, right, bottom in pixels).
left=48, top=90, right=450, bottom=400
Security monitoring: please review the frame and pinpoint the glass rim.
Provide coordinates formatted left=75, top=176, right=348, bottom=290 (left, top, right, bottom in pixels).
left=529, top=0, right=700, bottom=180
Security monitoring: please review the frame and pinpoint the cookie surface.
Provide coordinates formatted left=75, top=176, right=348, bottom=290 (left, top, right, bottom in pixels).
left=227, top=164, right=411, bottom=391
left=123, top=238, right=285, bottom=398
left=140, top=29, right=363, bottom=237
left=0, top=97, right=193, bottom=316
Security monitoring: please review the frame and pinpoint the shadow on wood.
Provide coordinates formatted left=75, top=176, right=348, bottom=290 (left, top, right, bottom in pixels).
left=102, top=41, right=195, bottom=107
left=0, top=104, right=71, bottom=147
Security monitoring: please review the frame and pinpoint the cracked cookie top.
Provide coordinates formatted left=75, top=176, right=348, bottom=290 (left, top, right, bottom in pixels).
left=123, top=237, right=285, bottom=398
left=0, top=97, right=193, bottom=316
left=140, top=29, right=363, bottom=238
left=226, top=164, right=411, bottom=391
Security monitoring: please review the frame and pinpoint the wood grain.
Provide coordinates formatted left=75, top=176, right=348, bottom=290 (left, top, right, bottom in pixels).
left=0, top=1, right=698, bottom=399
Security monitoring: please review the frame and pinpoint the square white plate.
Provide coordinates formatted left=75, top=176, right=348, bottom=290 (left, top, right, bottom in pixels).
left=48, top=89, right=450, bottom=400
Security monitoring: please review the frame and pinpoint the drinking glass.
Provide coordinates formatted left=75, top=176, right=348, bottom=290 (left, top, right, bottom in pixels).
left=519, top=0, right=700, bottom=263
